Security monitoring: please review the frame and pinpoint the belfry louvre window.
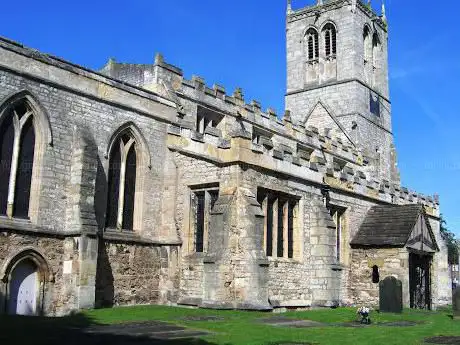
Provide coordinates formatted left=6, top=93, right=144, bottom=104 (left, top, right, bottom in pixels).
left=323, top=24, right=337, bottom=58
left=190, top=186, right=219, bottom=253
left=106, top=133, right=137, bottom=231
left=257, top=188, right=299, bottom=259
left=306, top=28, right=319, bottom=61
left=363, top=26, right=372, bottom=62
left=0, top=101, right=36, bottom=219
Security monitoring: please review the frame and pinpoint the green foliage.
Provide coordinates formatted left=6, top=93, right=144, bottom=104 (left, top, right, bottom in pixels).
left=440, top=214, right=459, bottom=265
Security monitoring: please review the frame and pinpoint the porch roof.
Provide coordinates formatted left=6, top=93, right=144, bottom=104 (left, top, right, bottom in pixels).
left=351, top=204, right=436, bottom=248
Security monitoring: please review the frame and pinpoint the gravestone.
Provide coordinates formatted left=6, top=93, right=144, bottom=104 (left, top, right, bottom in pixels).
left=452, top=286, right=460, bottom=319
left=379, top=276, right=403, bottom=313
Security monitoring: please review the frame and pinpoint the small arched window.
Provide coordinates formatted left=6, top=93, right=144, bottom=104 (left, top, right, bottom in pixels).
left=0, top=101, right=36, bottom=219
left=372, top=265, right=380, bottom=283
left=372, top=32, right=381, bottom=66
left=305, top=28, right=319, bottom=60
left=106, top=132, right=137, bottom=230
left=323, top=24, right=337, bottom=58
left=363, top=26, right=372, bottom=62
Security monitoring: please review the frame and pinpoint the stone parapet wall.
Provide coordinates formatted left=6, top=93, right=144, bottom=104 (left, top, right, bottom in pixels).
left=166, top=117, right=439, bottom=216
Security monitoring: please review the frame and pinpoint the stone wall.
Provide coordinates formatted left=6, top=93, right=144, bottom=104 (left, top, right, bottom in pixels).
left=0, top=38, right=181, bottom=314
left=0, top=231, right=70, bottom=315
left=172, top=152, right=232, bottom=304
left=349, top=247, right=408, bottom=307
left=96, top=240, right=179, bottom=307
left=429, top=217, right=451, bottom=308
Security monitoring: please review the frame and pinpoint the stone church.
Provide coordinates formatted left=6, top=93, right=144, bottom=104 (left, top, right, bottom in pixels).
left=0, top=0, right=450, bottom=316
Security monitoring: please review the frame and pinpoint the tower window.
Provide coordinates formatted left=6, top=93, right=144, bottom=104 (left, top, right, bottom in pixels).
left=305, top=28, right=319, bottom=61
left=363, top=25, right=372, bottom=63
left=369, top=92, right=380, bottom=116
left=0, top=101, right=36, bottom=219
left=372, top=32, right=381, bottom=66
left=323, top=24, right=337, bottom=58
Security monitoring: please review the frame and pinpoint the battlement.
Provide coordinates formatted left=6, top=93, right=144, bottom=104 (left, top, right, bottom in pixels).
left=166, top=113, right=439, bottom=216
left=97, top=54, right=440, bottom=215
left=287, top=0, right=387, bottom=30
left=151, top=54, right=439, bottom=215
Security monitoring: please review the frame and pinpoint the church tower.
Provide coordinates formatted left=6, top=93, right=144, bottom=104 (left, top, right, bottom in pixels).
left=285, top=0, right=399, bottom=183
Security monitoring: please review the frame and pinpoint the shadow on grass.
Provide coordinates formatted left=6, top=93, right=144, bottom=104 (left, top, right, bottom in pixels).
left=0, top=312, right=220, bottom=345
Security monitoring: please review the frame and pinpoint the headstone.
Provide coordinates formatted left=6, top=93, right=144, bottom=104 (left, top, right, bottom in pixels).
left=379, top=276, right=403, bottom=313
left=452, top=286, right=460, bottom=319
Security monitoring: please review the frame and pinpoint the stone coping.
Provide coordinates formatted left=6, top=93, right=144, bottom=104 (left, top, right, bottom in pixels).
left=102, top=229, right=181, bottom=246
left=0, top=37, right=175, bottom=110
left=0, top=217, right=87, bottom=238
left=167, top=133, right=439, bottom=215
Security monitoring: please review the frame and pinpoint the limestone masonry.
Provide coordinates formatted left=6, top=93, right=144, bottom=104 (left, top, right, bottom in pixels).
left=0, top=0, right=450, bottom=316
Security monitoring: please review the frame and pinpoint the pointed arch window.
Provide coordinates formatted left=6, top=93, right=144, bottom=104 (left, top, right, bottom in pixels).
left=323, top=24, right=337, bottom=58
left=372, top=32, right=381, bottom=66
left=305, top=28, right=319, bottom=61
left=106, top=132, right=138, bottom=231
left=0, top=101, right=36, bottom=219
left=363, top=26, right=372, bottom=63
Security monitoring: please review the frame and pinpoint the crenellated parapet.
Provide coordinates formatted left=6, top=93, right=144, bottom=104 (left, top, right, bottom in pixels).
left=100, top=53, right=439, bottom=218
left=286, top=0, right=387, bottom=31
left=164, top=93, right=438, bottom=219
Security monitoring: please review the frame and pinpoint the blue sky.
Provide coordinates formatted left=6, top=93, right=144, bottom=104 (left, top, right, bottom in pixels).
left=1, top=0, right=459, bottom=234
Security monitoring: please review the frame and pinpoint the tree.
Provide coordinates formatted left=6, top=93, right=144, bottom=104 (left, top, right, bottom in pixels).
left=439, top=214, right=459, bottom=265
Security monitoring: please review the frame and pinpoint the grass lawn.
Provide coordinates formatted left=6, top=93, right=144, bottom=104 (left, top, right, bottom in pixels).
left=1, top=305, right=460, bottom=345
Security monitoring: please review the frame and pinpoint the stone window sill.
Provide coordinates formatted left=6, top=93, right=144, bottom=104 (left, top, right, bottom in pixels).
left=268, top=256, right=302, bottom=265
left=331, top=263, right=348, bottom=271
left=0, top=216, right=81, bottom=237
left=103, top=228, right=181, bottom=246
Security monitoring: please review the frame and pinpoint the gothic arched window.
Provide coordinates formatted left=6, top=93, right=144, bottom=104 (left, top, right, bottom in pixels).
left=323, top=24, right=337, bottom=58
left=0, top=101, right=36, bottom=219
left=372, top=32, right=381, bottom=66
left=106, top=132, right=138, bottom=230
left=305, top=28, right=319, bottom=60
left=363, top=26, right=372, bottom=62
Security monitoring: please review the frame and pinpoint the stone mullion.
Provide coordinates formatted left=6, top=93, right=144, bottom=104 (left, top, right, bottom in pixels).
left=334, top=211, right=341, bottom=262
left=283, top=200, right=289, bottom=259
left=262, top=196, right=268, bottom=255
left=116, top=142, right=127, bottom=230
left=189, top=192, right=197, bottom=253
left=198, top=116, right=204, bottom=133
left=272, top=198, right=278, bottom=258
left=293, top=202, right=300, bottom=260
left=204, top=190, right=211, bottom=253
left=6, top=113, right=21, bottom=218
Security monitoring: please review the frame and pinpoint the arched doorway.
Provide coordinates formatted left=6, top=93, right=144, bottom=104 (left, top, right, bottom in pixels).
left=1, top=249, right=50, bottom=316
left=7, top=259, right=38, bottom=315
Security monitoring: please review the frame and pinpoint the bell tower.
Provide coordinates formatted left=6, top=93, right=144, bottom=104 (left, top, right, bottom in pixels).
left=285, top=0, right=398, bottom=183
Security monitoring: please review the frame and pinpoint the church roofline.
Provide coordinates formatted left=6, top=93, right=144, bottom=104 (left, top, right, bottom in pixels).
left=0, top=35, right=439, bottom=214
left=0, top=36, right=177, bottom=110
